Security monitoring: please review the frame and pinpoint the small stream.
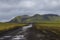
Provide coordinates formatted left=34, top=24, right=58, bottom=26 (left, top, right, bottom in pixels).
left=12, top=24, right=33, bottom=40
left=0, top=24, right=33, bottom=40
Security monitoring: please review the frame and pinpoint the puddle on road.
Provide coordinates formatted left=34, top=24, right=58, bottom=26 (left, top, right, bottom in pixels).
left=12, top=35, right=25, bottom=40
left=0, top=36, right=11, bottom=40
left=3, top=36, right=11, bottom=38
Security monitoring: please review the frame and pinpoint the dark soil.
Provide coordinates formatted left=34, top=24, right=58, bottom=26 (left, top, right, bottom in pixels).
left=25, top=27, right=60, bottom=40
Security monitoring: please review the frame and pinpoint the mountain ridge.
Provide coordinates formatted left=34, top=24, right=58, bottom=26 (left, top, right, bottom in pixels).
left=9, top=14, right=60, bottom=23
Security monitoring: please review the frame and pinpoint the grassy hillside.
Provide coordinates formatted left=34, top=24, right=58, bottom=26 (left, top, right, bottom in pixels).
left=10, top=15, right=30, bottom=23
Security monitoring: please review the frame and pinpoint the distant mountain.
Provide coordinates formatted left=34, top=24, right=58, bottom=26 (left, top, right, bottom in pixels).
left=43, top=14, right=58, bottom=16
left=42, top=14, right=60, bottom=21
left=9, top=15, right=30, bottom=23
left=9, top=14, right=60, bottom=23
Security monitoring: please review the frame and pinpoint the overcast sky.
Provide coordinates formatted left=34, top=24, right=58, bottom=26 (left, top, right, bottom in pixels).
left=0, top=0, right=60, bottom=22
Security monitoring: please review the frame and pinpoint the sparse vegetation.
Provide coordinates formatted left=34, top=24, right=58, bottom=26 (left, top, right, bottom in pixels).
left=34, top=23, right=60, bottom=36
left=0, top=23, right=26, bottom=32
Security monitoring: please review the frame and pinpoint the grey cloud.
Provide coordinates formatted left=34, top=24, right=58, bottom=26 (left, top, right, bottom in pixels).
left=0, top=0, right=60, bottom=22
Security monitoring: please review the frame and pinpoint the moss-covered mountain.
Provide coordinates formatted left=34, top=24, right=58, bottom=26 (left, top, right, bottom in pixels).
left=10, top=15, right=30, bottom=23
left=9, top=14, right=60, bottom=23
